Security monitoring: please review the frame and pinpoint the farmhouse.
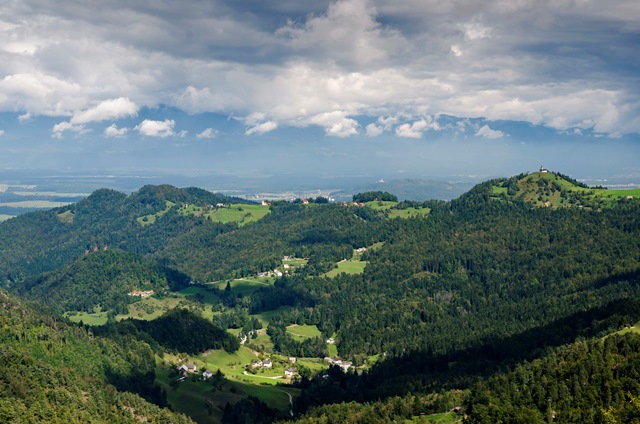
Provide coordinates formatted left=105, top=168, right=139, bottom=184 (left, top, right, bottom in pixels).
left=289, top=357, right=297, bottom=364
left=326, top=338, right=335, bottom=344
left=179, top=363, right=197, bottom=374
left=324, top=357, right=342, bottom=365
left=251, top=360, right=263, bottom=368
left=263, top=359, right=273, bottom=369
left=202, top=370, right=213, bottom=379
left=339, top=362, right=353, bottom=372
left=284, top=368, right=295, bottom=378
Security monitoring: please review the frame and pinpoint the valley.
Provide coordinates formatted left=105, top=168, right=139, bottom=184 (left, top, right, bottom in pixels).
left=1, top=170, right=640, bottom=423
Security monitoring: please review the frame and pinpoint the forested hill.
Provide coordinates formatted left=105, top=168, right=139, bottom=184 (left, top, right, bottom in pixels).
left=0, top=289, right=193, bottom=423
left=0, top=184, right=246, bottom=286
left=1, top=174, right=640, bottom=423
left=15, top=249, right=188, bottom=314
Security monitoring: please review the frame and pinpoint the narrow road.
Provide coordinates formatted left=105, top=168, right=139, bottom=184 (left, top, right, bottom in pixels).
left=278, top=389, right=294, bottom=417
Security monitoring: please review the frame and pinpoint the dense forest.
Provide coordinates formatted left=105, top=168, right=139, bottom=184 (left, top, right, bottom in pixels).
left=16, top=249, right=188, bottom=314
left=0, top=290, right=193, bottom=423
left=1, top=172, right=639, bottom=423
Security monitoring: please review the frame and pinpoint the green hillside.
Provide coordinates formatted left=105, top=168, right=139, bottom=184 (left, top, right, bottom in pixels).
left=16, top=249, right=186, bottom=314
left=0, top=289, right=193, bottom=423
left=1, top=178, right=640, bottom=423
left=489, top=170, right=640, bottom=209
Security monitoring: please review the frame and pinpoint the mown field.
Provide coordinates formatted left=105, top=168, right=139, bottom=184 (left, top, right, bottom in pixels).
left=208, top=277, right=275, bottom=296
left=323, top=259, right=367, bottom=277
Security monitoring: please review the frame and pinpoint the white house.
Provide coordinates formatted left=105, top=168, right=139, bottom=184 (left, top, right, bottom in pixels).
left=179, top=363, right=197, bottom=374
left=284, top=368, right=295, bottom=378
left=202, top=370, right=213, bottom=379
left=263, top=359, right=273, bottom=369
left=326, top=338, right=335, bottom=344
left=339, top=362, right=353, bottom=372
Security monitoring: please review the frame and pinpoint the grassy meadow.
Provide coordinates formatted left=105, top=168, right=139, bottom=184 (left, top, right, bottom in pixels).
left=208, top=277, right=275, bottom=296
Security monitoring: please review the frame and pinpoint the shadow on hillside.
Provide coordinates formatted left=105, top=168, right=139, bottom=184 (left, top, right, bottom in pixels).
left=295, top=270, right=640, bottom=410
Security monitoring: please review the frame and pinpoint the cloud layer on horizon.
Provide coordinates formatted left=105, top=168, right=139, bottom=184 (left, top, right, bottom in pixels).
left=0, top=0, right=638, bottom=140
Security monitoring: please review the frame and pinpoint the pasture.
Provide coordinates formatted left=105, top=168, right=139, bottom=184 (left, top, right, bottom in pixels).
left=191, top=203, right=270, bottom=226
left=323, top=259, right=367, bottom=278
left=65, top=311, right=109, bottom=326
left=209, top=277, right=275, bottom=296
left=137, top=200, right=175, bottom=226
left=286, top=324, right=322, bottom=341
left=252, top=306, right=293, bottom=327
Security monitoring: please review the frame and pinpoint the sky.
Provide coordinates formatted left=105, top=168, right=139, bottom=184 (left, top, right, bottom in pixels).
left=0, top=0, right=639, bottom=183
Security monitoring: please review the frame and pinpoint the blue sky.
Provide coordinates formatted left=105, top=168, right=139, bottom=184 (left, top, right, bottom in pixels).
left=0, top=1, right=639, bottom=181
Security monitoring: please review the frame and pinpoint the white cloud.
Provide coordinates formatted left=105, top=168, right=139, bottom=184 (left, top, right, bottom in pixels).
left=395, top=116, right=439, bottom=138
left=104, top=124, right=128, bottom=138
left=276, top=0, right=407, bottom=67
left=71, top=98, right=138, bottom=124
left=0, top=0, right=638, bottom=139
left=475, top=124, right=504, bottom=139
left=246, top=121, right=278, bottom=135
left=460, top=22, right=492, bottom=40
left=366, top=116, right=399, bottom=136
left=0, top=130, right=5, bottom=136
left=310, top=111, right=359, bottom=137
left=51, top=121, right=86, bottom=139
left=197, top=128, right=217, bottom=139
left=366, top=123, right=383, bottom=136
left=18, top=113, right=31, bottom=122
left=135, top=119, right=175, bottom=137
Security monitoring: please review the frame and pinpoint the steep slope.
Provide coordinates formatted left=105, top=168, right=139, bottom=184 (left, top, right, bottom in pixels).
left=16, top=249, right=187, bottom=314
left=0, top=289, right=193, bottom=423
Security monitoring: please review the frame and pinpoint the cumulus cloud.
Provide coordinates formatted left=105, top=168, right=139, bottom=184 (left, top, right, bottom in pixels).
left=51, top=121, right=85, bottom=139
left=366, top=123, right=383, bottom=136
left=71, top=98, right=138, bottom=124
left=196, top=128, right=217, bottom=139
left=395, top=116, right=440, bottom=138
left=246, top=121, right=278, bottom=135
left=135, top=119, right=175, bottom=137
left=475, top=125, right=504, bottom=139
left=104, top=124, right=128, bottom=138
left=366, top=116, right=399, bottom=137
left=0, top=0, right=638, bottom=139
left=276, top=0, right=407, bottom=67
left=310, top=111, right=359, bottom=137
